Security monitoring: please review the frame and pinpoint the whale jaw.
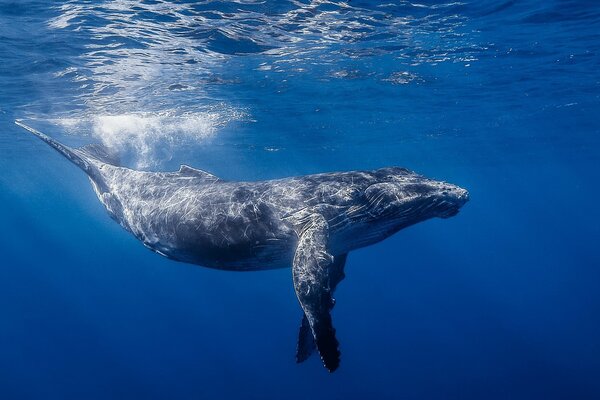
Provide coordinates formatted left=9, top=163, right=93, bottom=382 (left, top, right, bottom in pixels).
left=436, top=185, right=470, bottom=218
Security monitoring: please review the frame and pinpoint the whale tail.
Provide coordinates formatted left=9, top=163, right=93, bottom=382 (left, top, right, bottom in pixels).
left=15, top=120, right=120, bottom=174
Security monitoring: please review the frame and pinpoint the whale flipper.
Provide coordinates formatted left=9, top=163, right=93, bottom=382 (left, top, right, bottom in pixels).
left=296, top=314, right=316, bottom=363
left=296, top=253, right=346, bottom=364
left=292, top=214, right=345, bottom=372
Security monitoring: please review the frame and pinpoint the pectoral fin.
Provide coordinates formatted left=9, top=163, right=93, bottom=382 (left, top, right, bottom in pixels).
left=296, top=253, right=347, bottom=364
left=292, top=214, right=346, bottom=372
left=296, top=314, right=316, bottom=363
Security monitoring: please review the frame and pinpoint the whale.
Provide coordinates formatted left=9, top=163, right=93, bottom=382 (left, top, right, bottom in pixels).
left=16, top=120, right=469, bottom=372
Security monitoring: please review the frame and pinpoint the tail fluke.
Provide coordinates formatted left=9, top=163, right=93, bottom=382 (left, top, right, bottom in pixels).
left=15, top=120, right=93, bottom=173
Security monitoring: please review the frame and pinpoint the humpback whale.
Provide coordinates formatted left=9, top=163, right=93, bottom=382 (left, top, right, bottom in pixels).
left=16, top=120, right=469, bottom=372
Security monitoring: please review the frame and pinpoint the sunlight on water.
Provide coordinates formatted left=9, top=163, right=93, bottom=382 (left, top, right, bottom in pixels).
left=41, top=2, right=479, bottom=116
left=27, top=0, right=489, bottom=168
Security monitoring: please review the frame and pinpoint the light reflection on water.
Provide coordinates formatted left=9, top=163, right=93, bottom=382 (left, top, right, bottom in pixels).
left=1, top=1, right=598, bottom=168
left=22, top=0, right=481, bottom=166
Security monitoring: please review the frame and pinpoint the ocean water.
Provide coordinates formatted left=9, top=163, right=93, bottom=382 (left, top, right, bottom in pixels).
left=1, top=1, right=599, bottom=398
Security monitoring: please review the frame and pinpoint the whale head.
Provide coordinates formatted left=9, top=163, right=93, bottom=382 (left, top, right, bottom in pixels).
left=364, top=167, right=469, bottom=225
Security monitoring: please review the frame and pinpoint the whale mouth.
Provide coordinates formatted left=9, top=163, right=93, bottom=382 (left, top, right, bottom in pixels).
left=439, top=206, right=460, bottom=218
left=438, top=187, right=469, bottom=218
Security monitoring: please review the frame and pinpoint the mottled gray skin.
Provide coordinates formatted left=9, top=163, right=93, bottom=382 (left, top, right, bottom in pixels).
left=94, top=165, right=466, bottom=270
left=16, top=121, right=469, bottom=372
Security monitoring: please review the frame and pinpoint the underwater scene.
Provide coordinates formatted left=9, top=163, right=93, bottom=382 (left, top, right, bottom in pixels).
left=1, top=1, right=599, bottom=399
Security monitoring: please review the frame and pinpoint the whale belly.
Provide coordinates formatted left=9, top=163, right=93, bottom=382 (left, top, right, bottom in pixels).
left=121, top=195, right=298, bottom=271
left=156, top=225, right=298, bottom=271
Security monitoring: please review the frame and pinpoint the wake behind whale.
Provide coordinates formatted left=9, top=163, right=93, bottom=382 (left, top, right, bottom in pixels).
left=16, top=120, right=469, bottom=372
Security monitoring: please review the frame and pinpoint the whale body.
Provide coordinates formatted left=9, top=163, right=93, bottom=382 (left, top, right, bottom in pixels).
left=16, top=120, right=469, bottom=372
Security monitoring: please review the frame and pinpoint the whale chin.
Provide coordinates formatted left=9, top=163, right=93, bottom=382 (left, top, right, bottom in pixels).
left=439, top=207, right=460, bottom=218
left=437, top=186, right=469, bottom=218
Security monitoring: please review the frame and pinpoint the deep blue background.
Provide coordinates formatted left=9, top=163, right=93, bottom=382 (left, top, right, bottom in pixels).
left=1, top=1, right=599, bottom=399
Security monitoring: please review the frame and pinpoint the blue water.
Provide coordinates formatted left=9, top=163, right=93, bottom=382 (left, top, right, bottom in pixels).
left=1, top=1, right=599, bottom=398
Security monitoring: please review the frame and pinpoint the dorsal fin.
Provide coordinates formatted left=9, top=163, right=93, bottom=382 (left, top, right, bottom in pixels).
left=178, top=165, right=219, bottom=181
left=79, top=143, right=121, bottom=166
